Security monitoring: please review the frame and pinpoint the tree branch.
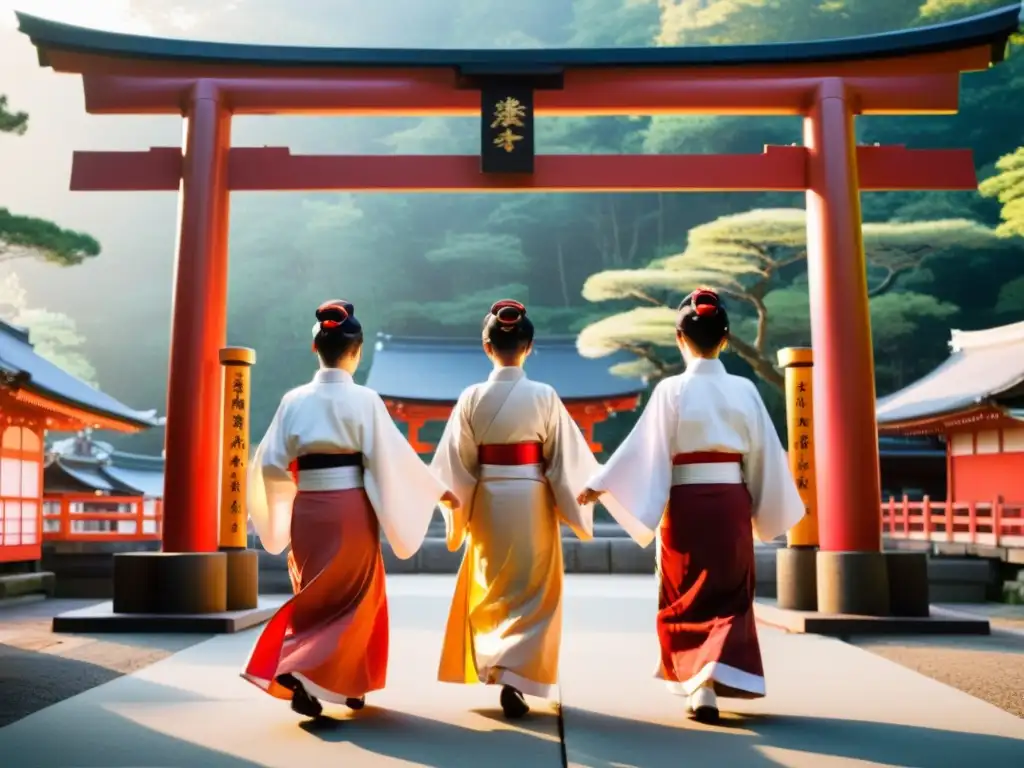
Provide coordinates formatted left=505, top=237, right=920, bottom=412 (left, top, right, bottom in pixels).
left=726, top=334, right=785, bottom=392
left=626, top=289, right=665, bottom=307
left=620, top=342, right=672, bottom=376
left=868, top=267, right=900, bottom=298
left=749, top=295, right=770, bottom=352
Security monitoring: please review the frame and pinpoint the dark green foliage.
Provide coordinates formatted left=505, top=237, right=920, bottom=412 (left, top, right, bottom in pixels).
left=0, top=95, right=28, bottom=136
left=0, top=208, right=101, bottom=267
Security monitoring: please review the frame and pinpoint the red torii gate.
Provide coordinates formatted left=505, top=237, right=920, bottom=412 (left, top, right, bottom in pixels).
left=15, top=5, right=1022, bottom=621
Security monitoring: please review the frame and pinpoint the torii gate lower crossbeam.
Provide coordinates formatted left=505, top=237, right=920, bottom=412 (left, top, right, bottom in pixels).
left=16, top=4, right=1021, bottom=622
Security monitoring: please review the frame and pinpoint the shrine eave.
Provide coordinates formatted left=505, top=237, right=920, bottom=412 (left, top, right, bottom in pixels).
left=15, top=4, right=1021, bottom=74
left=366, top=335, right=645, bottom=405
left=0, top=321, right=159, bottom=432
left=876, top=404, right=1018, bottom=436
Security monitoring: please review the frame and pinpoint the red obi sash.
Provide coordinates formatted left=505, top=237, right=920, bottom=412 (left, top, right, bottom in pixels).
left=672, top=451, right=742, bottom=465
left=478, top=442, right=544, bottom=465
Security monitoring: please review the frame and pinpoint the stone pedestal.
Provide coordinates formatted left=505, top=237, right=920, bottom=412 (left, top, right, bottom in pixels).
left=224, top=549, right=259, bottom=611
left=113, top=551, right=227, bottom=614
left=776, top=546, right=818, bottom=611
left=53, top=551, right=275, bottom=634
left=816, top=550, right=890, bottom=616
left=885, top=551, right=930, bottom=618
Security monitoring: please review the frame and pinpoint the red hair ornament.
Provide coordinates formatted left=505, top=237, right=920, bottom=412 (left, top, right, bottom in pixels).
left=692, top=289, right=719, bottom=317
left=311, top=301, right=351, bottom=341
left=490, top=300, right=526, bottom=330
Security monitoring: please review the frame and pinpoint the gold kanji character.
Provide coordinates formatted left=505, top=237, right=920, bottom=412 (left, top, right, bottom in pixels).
left=491, top=97, right=527, bottom=129
left=494, top=129, right=523, bottom=153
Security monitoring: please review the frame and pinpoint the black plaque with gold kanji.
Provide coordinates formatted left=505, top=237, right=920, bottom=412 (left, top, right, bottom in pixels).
left=480, top=84, right=535, bottom=174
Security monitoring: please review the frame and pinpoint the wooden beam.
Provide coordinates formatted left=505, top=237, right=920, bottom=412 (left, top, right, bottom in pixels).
left=70, top=147, right=183, bottom=191
left=68, top=145, right=978, bottom=193
left=77, top=73, right=964, bottom=117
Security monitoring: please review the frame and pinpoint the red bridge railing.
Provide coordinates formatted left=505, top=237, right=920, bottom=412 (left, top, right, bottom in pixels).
left=882, top=496, right=1024, bottom=549
left=42, top=495, right=163, bottom=543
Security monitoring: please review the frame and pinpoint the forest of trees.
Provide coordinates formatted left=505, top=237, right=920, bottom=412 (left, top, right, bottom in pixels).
left=0, top=94, right=102, bottom=385
left=2, top=0, right=1023, bottom=454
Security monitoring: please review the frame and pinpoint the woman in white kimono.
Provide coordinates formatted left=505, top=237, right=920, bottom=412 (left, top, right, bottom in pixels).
left=242, top=300, right=459, bottom=719
left=431, top=299, right=603, bottom=719
left=578, top=288, right=805, bottom=724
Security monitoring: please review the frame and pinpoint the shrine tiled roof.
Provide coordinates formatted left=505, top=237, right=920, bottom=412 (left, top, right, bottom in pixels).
left=44, top=450, right=164, bottom=497
left=16, top=5, right=1020, bottom=72
left=0, top=320, right=160, bottom=430
left=876, top=320, right=1024, bottom=428
left=365, top=335, right=645, bottom=405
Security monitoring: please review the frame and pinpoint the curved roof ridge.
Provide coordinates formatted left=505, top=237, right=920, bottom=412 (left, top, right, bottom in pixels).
left=368, top=330, right=644, bottom=402
left=950, top=319, right=1024, bottom=352
left=877, top=320, right=1024, bottom=427
left=16, top=4, right=1021, bottom=70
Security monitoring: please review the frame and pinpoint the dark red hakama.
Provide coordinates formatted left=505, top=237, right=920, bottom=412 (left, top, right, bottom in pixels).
left=242, top=488, right=389, bottom=703
left=656, top=457, right=766, bottom=699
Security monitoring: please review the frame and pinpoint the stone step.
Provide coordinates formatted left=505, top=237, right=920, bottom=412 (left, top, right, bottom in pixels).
left=0, top=571, right=56, bottom=599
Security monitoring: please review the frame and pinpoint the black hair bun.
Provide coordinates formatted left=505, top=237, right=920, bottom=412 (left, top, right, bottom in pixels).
left=490, top=300, right=526, bottom=331
left=315, top=300, right=358, bottom=333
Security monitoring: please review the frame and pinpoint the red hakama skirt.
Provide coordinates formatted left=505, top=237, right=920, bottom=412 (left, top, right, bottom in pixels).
left=656, top=452, right=765, bottom=699
left=242, top=487, right=389, bottom=703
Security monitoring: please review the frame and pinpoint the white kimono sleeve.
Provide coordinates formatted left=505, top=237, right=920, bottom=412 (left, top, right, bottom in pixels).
left=362, top=393, right=450, bottom=559
left=544, top=393, right=598, bottom=541
left=585, top=379, right=676, bottom=549
left=744, top=384, right=806, bottom=543
left=247, top=399, right=297, bottom=556
left=429, top=391, right=479, bottom=552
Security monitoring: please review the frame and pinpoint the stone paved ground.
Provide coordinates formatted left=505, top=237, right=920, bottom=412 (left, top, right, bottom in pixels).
left=3, top=577, right=1023, bottom=768
left=853, top=633, right=1024, bottom=719
left=853, top=602, right=1024, bottom=720
left=0, top=596, right=206, bottom=728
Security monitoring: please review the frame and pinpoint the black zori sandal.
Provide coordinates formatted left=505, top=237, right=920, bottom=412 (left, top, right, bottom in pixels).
left=276, top=673, right=323, bottom=719
left=345, top=696, right=366, bottom=711
left=500, top=685, right=530, bottom=719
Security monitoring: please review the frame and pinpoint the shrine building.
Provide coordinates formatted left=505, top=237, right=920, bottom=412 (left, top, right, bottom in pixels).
left=876, top=320, right=1024, bottom=506
left=0, top=320, right=159, bottom=567
left=364, top=334, right=645, bottom=454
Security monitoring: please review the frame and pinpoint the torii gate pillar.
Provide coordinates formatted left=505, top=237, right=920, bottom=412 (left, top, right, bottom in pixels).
left=162, top=81, right=232, bottom=557
left=804, top=79, right=888, bottom=615
left=107, top=82, right=238, bottom=619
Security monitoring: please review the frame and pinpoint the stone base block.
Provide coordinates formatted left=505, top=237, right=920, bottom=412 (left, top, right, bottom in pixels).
left=112, top=552, right=227, bottom=615
left=224, top=549, right=259, bottom=611
left=609, top=538, right=655, bottom=574
left=417, top=539, right=464, bottom=574
left=885, top=551, right=930, bottom=618
left=755, top=599, right=990, bottom=636
left=53, top=599, right=277, bottom=634
left=0, top=571, right=55, bottom=599
left=381, top=544, right=422, bottom=574
left=563, top=539, right=611, bottom=573
left=777, top=546, right=817, bottom=611
left=817, top=550, right=890, bottom=616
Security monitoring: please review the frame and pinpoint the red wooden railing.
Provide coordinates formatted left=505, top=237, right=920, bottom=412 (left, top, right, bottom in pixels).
left=42, top=495, right=163, bottom=543
left=881, top=496, right=1024, bottom=548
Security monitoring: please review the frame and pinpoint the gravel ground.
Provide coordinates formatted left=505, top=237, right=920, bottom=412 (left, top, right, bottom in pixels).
left=0, top=597, right=207, bottom=727
left=854, top=628, right=1024, bottom=720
